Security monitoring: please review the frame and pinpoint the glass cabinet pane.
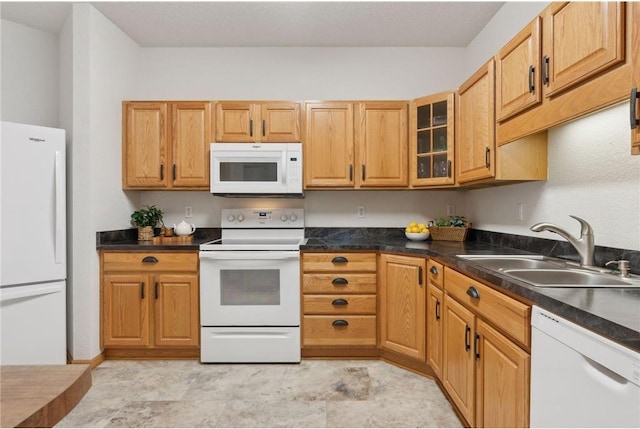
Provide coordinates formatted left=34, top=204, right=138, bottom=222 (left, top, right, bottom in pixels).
left=433, top=154, right=449, bottom=178
left=417, top=130, right=431, bottom=154
left=433, top=101, right=447, bottom=126
left=417, top=156, right=431, bottom=178
left=433, top=127, right=447, bottom=152
left=417, top=105, right=431, bottom=129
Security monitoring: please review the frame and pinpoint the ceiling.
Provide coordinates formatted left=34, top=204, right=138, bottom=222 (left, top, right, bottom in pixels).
left=1, top=1, right=504, bottom=48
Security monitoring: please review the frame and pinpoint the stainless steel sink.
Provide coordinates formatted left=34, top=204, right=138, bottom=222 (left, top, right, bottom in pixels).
left=502, top=269, right=639, bottom=288
left=457, top=254, right=564, bottom=270
left=457, top=254, right=640, bottom=288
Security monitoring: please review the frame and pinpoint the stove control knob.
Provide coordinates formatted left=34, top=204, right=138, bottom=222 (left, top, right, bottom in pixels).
left=280, top=214, right=289, bottom=222
left=289, top=213, right=298, bottom=222
left=227, top=214, right=235, bottom=222
left=237, top=214, right=245, bottom=222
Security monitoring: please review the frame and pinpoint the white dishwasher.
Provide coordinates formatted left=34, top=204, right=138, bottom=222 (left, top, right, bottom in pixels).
left=530, top=306, right=640, bottom=428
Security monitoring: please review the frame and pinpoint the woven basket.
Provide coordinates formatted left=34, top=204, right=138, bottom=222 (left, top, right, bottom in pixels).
left=137, top=226, right=154, bottom=241
left=429, top=223, right=471, bottom=242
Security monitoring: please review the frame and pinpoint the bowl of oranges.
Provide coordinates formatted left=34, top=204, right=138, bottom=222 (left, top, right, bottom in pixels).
left=405, top=222, right=430, bottom=241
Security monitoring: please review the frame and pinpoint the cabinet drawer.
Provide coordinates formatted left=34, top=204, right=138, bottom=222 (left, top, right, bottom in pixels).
left=303, top=273, right=377, bottom=294
left=302, top=253, right=377, bottom=272
left=303, top=315, right=377, bottom=346
left=427, top=259, right=444, bottom=288
left=102, top=252, right=198, bottom=272
left=445, top=267, right=530, bottom=347
left=304, top=295, right=376, bottom=315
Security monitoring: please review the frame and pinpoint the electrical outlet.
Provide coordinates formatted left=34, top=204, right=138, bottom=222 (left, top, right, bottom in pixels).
left=185, top=205, right=193, bottom=218
left=446, top=204, right=456, bottom=216
left=516, top=203, right=524, bottom=221
left=357, top=206, right=366, bottom=218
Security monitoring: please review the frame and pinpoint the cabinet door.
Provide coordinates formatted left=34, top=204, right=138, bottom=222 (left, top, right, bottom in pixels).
left=475, top=319, right=530, bottom=428
left=153, top=274, right=199, bottom=347
left=410, top=93, right=455, bottom=187
left=542, top=2, right=624, bottom=97
left=426, top=283, right=444, bottom=378
left=304, top=102, right=355, bottom=188
left=171, top=102, right=211, bottom=188
left=356, top=102, right=408, bottom=187
left=103, top=274, right=149, bottom=347
left=456, top=59, right=496, bottom=184
left=261, top=102, right=301, bottom=142
left=123, top=102, right=168, bottom=188
left=442, top=295, right=475, bottom=426
left=632, top=2, right=640, bottom=155
left=379, top=254, right=426, bottom=360
left=496, top=17, right=542, bottom=121
left=215, top=102, right=256, bottom=142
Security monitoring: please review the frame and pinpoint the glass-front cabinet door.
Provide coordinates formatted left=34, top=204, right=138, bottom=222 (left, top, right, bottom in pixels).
left=409, top=92, right=455, bottom=187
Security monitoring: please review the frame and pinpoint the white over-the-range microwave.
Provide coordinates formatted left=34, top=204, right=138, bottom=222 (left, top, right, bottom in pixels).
left=210, top=143, right=303, bottom=197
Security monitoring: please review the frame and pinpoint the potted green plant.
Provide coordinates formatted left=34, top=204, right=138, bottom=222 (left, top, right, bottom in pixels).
left=429, top=215, right=471, bottom=241
left=131, top=205, right=164, bottom=241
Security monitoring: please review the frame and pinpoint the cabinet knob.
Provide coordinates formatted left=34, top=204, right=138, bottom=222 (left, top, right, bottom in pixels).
left=466, top=286, right=480, bottom=299
left=429, top=266, right=438, bottom=275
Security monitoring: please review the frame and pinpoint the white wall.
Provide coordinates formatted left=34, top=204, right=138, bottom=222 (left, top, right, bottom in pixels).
left=58, top=4, right=139, bottom=360
left=1, top=19, right=59, bottom=127
left=464, top=2, right=640, bottom=251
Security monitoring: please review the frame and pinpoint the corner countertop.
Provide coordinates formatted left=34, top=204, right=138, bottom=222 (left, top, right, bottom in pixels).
left=301, top=235, right=640, bottom=353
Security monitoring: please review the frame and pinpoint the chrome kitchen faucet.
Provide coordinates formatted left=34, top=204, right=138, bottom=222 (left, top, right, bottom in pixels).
left=530, top=215, right=595, bottom=267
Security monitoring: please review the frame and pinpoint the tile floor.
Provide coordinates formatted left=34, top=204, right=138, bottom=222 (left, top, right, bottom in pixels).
left=56, top=359, right=463, bottom=428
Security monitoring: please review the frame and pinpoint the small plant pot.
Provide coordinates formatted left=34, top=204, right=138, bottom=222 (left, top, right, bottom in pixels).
left=137, top=226, right=154, bottom=241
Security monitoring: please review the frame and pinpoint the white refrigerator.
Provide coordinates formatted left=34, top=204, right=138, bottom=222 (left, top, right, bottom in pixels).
left=1, top=121, right=67, bottom=365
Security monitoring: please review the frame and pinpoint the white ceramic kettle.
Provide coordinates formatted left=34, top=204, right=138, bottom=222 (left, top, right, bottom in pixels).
left=173, top=220, right=196, bottom=236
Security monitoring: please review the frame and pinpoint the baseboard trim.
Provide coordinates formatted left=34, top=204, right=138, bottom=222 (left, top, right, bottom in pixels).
left=67, top=351, right=106, bottom=369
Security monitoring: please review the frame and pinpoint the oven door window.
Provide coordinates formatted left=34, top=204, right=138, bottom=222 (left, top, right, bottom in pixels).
left=220, top=269, right=280, bottom=305
left=219, top=162, right=278, bottom=182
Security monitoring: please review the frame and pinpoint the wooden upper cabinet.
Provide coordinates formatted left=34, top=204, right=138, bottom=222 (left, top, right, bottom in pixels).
left=171, top=102, right=211, bottom=188
left=379, top=254, right=426, bottom=360
left=215, top=101, right=301, bottom=142
left=456, top=59, right=496, bottom=184
left=304, top=102, right=355, bottom=188
left=356, top=102, right=409, bottom=187
left=123, top=102, right=168, bottom=188
left=123, top=101, right=211, bottom=190
left=496, top=17, right=542, bottom=122
left=410, top=92, right=455, bottom=187
left=631, top=2, right=640, bottom=155
left=542, top=2, right=625, bottom=97
left=261, top=102, right=301, bottom=142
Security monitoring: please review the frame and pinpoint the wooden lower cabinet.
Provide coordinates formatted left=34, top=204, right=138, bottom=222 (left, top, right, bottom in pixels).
left=301, top=252, right=377, bottom=352
left=101, top=251, right=199, bottom=357
left=379, top=254, right=426, bottom=360
left=442, top=267, right=531, bottom=428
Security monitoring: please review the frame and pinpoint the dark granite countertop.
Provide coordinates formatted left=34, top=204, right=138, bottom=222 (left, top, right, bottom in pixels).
left=96, top=228, right=220, bottom=251
left=301, top=231, right=640, bottom=353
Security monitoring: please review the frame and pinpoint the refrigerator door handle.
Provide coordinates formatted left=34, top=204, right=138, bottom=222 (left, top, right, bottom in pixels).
left=0, top=283, right=63, bottom=303
left=54, top=151, right=64, bottom=264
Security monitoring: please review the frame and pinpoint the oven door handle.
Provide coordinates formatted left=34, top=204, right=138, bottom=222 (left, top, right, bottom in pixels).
left=199, top=251, right=300, bottom=260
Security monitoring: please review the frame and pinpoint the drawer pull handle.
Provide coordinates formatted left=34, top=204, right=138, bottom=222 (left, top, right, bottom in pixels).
left=465, top=325, right=471, bottom=352
left=435, top=299, right=441, bottom=321
left=474, top=333, right=481, bottom=360
left=142, top=256, right=158, bottom=263
left=332, top=277, right=348, bottom=285
left=331, top=256, right=348, bottom=264
left=466, top=286, right=480, bottom=299
left=429, top=266, right=438, bottom=275
left=332, top=319, right=349, bottom=327
left=331, top=298, right=348, bottom=306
